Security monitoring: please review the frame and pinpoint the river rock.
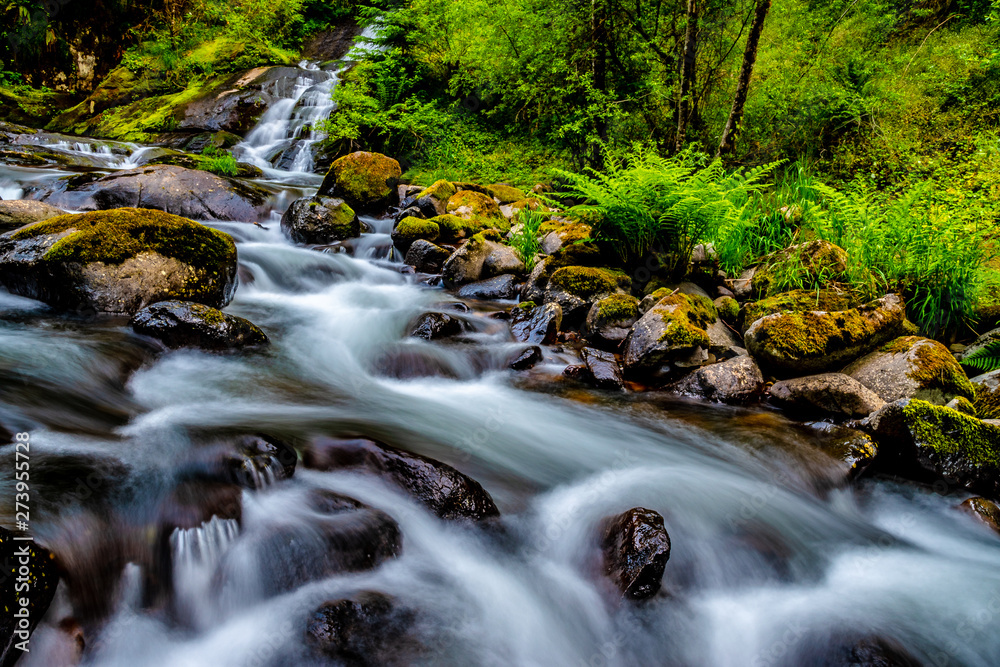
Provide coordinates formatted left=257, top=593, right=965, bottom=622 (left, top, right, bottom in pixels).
left=623, top=293, right=720, bottom=379
left=0, top=199, right=66, bottom=232
left=409, top=312, right=468, bottom=340
left=457, top=274, right=519, bottom=300
left=738, top=288, right=856, bottom=334
left=441, top=233, right=515, bottom=287
left=544, top=266, right=630, bottom=325
left=391, top=217, right=439, bottom=250
left=414, top=180, right=456, bottom=216
left=580, top=347, right=626, bottom=390
left=482, top=243, right=525, bottom=278
left=745, top=295, right=905, bottom=378
left=34, top=164, right=271, bottom=221
left=671, top=354, right=764, bottom=405
left=808, top=424, right=879, bottom=481
left=305, top=591, right=415, bottom=666
left=302, top=437, right=500, bottom=521
left=0, top=528, right=59, bottom=665
left=223, top=434, right=296, bottom=489
left=972, top=369, right=1000, bottom=420
left=0, top=209, right=238, bottom=314
left=510, top=302, right=562, bottom=345
left=131, top=300, right=268, bottom=350
left=445, top=190, right=505, bottom=227
left=319, top=151, right=402, bottom=214
left=769, top=373, right=886, bottom=419
left=600, top=507, right=671, bottom=600
left=509, top=345, right=543, bottom=370
left=404, top=239, right=451, bottom=273
left=583, top=294, right=640, bottom=347
left=863, top=399, right=1000, bottom=497
left=752, top=239, right=850, bottom=297
left=842, top=336, right=975, bottom=406
left=280, top=195, right=360, bottom=244
left=960, top=497, right=1000, bottom=535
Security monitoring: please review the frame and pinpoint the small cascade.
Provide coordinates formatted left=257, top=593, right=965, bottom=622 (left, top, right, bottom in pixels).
left=0, top=177, right=23, bottom=200
left=170, top=516, right=241, bottom=628
left=235, top=61, right=339, bottom=176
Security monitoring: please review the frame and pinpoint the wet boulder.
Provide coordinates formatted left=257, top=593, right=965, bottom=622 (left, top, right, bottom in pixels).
left=131, top=300, right=268, bottom=350
left=222, top=434, right=297, bottom=489
left=0, top=209, right=238, bottom=314
left=391, top=217, right=439, bottom=250
left=583, top=294, right=641, bottom=347
left=809, top=424, right=879, bottom=481
left=432, top=214, right=485, bottom=244
left=441, top=232, right=515, bottom=287
left=738, top=288, right=856, bottom=335
left=623, top=293, right=720, bottom=380
left=305, top=591, right=415, bottom=666
left=671, top=354, right=764, bottom=405
left=580, top=347, right=626, bottom=390
left=486, top=182, right=526, bottom=204
left=769, top=373, right=886, bottom=419
left=404, top=239, right=451, bottom=274
left=0, top=528, right=59, bottom=665
left=863, top=399, right=1000, bottom=497
left=960, top=497, right=1000, bottom=535
left=280, top=195, right=360, bottom=244
left=544, top=266, right=631, bottom=325
left=751, top=240, right=850, bottom=298
left=972, top=369, right=1000, bottom=420
left=843, top=336, right=975, bottom=406
left=319, top=151, right=402, bottom=214
left=509, top=345, right=543, bottom=370
left=0, top=199, right=66, bottom=232
left=745, top=295, right=905, bottom=378
left=34, top=164, right=271, bottom=221
left=600, top=507, right=671, bottom=600
left=414, top=179, right=456, bottom=216
left=445, top=190, right=506, bottom=229
left=409, top=312, right=468, bottom=340
left=481, top=243, right=525, bottom=278
left=303, top=437, right=500, bottom=521
left=510, top=301, right=562, bottom=345
left=457, top=274, right=519, bottom=300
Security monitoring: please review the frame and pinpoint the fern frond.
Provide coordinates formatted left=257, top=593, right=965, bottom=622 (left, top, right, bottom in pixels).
left=962, top=340, right=1000, bottom=373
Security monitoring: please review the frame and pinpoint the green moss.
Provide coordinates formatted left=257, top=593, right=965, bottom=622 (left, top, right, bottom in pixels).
left=903, top=400, right=1000, bottom=468
left=513, top=198, right=549, bottom=214
left=972, top=374, right=1000, bottom=420
left=950, top=396, right=978, bottom=417
left=394, top=217, right=440, bottom=244
left=653, top=294, right=717, bottom=347
left=13, top=208, right=236, bottom=267
left=740, top=289, right=856, bottom=332
left=715, top=296, right=739, bottom=323
left=549, top=266, right=630, bottom=298
left=750, top=306, right=877, bottom=359
left=878, top=336, right=976, bottom=400
left=518, top=301, right=537, bottom=309
left=332, top=152, right=402, bottom=205
left=753, top=240, right=851, bottom=297
left=432, top=214, right=484, bottom=243
left=446, top=190, right=504, bottom=222
left=486, top=183, right=526, bottom=203
left=596, top=294, right=640, bottom=321
left=537, top=219, right=590, bottom=245
left=418, top=179, right=457, bottom=201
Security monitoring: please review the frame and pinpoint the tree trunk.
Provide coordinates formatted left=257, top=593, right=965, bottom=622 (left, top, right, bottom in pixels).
left=717, top=0, right=772, bottom=157
left=675, top=0, right=698, bottom=153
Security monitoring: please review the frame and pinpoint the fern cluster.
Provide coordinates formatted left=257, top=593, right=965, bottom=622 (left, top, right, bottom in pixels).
left=962, top=340, right=1000, bottom=372
left=509, top=208, right=545, bottom=271
left=556, top=148, right=780, bottom=278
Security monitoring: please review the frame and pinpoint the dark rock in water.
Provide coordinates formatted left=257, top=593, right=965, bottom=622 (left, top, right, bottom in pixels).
left=373, top=347, right=459, bottom=380
left=769, top=373, right=885, bottom=419
left=0, top=209, right=238, bottom=315
left=509, top=345, right=542, bottom=370
left=305, top=591, right=415, bottom=666
left=583, top=295, right=640, bottom=347
left=318, top=152, right=402, bottom=215
left=404, top=239, right=451, bottom=274
left=280, top=196, right=360, bottom=244
left=581, top=347, right=625, bottom=390
left=623, top=292, right=719, bottom=381
left=510, top=302, right=562, bottom=345
left=0, top=528, right=59, bottom=666
left=863, top=399, right=1000, bottom=497
left=0, top=199, right=66, bottom=232
left=807, top=423, right=879, bottom=481
left=131, top=300, right=268, bottom=350
left=601, top=507, right=671, bottom=600
left=671, top=354, right=763, bottom=405
left=457, top=274, right=519, bottom=300
left=33, top=164, right=271, bottom=222
left=959, top=497, right=1000, bottom=535
left=224, top=434, right=297, bottom=489
left=812, top=636, right=923, bottom=667
left=409, top=312, right=467, bottom=340
left=303, top=437, right=501, bottom=521
left=160, top=479, right=244, bottom=529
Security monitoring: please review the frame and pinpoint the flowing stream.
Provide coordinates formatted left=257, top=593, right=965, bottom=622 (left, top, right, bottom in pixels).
left=1, top=65, right=1000, bottom=667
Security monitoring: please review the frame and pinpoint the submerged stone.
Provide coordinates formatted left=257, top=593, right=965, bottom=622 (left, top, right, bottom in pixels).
left=131, top=300, right=268, bottom=350
left=601, top=507, right=671, bottom=600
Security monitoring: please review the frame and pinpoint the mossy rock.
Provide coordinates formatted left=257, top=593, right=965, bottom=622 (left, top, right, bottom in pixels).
left=538, top=219, right=591, bottom=254
left=745, top=294, right=906, bottom=378
left=432, top=214, right=485, bottom=244
left=623, top=293, right=719, bottom=376
left=972, top=369, right=1000, bottom=420
left=752, top=240, right=851, bottom=298
left=739, top=289, right=857, bottom=334
left=866, top=399, right=1000, bottom=497
left=319, top=151, right=402, bottom=214
left=486, top=183, right=526, bottom=204
left=131, top=300, right=268, bottom=350
left=392, top=217, right=440, bottom=250
left=445, top=190, right=505, bottom=226
left=280, top=196, right=359, bottom=245
left=0, top=208, right=238, bottom=314
left=714, top=296, right=739, bottom=324
left=584, top=294, right=641, bottom=346
left=0, top=200, right=67, bottom=233
left=417, top=179, right=457, bottom=202
left=843, top=336, right=975, bottom=406
left=548, top=266, right=631, bottom=299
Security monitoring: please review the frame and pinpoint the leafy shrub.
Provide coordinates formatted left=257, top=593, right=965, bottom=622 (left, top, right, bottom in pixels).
left=509, top=208, right=545, bottom=270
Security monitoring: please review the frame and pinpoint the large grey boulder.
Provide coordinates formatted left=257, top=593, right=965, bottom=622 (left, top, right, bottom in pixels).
left=842, top=336, right=975, bottom=405
left=769, top=373, right=885, bottom=419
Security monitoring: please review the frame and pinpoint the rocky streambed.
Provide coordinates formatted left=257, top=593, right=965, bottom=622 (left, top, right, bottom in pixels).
left=1, top=118, right=1000, bottom=667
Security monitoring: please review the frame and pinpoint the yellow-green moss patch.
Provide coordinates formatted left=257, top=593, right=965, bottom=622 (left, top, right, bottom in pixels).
left=549, top=266, right=630, bottom=298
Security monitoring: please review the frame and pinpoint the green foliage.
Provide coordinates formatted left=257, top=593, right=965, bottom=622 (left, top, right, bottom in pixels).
left=963, top=340, right=1000, bottom=372
left=198, top=146, right=238, bottom=176
left=556, top=148, right=779, bottom=278
left=509, top=208, right=545, bottom=270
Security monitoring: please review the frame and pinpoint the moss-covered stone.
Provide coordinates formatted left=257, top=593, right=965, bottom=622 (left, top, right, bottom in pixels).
left=972, top=369, right=1000, bottom=420
left=752, top=240, right=851, bottom=297
left=280, top=196, right=359, bottom=245
left=843, top=336, right=976, bottom=405
left=417, top=179, right=457, bottom=202
left=487, top=183, right=526, bottom=204
left=948, top=396, right=978, bottom=417
left=745, top=294, right=905, bottom=377
left=739, top=289, right=857, bottom=334
left=131, top=300, right=268, bottom=350
left=714, top=296, right=739, bottom=324
left=392, top=217, right=440, bottom=249
left=319, top=151, right=401, bottom=214
left=432, top=214, right=485, bottom=243
left=623, top=293, right=720, bottom=376
left=549, top=266, right=631, bottom=298
left=445, top=190, right=505, bottom=225
left=656, top=294, right=717, bottom=346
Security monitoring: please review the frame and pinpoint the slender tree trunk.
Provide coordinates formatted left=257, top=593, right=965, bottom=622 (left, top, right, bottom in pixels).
left=592, top=0, right=609, bottom=169
left=717, top=0, right=771, bottom=157
left=675, top=0, right=698, bottom=153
